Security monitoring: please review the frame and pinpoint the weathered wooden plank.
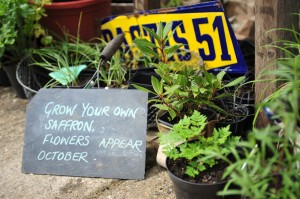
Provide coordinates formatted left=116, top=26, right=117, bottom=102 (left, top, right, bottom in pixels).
left=255, top=0, right=299, bottom=127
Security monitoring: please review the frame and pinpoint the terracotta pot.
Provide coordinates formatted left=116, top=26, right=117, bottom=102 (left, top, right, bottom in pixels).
left=41, top=0, right=111, bottom=41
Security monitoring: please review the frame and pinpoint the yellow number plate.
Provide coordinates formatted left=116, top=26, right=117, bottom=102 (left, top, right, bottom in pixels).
left=100, top=3, right=247, bottom=74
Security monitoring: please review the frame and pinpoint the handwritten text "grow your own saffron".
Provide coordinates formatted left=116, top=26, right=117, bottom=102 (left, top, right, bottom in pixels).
left=43, top=102, right=141, bottom=132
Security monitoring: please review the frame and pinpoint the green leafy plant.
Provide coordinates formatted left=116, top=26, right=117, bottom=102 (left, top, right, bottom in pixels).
left=133, top=21, right=245, bottom=120
left=211, top=21, right=300, bottom=199
left=30, top=37, right=104, bottom=87
left=0, top=0, right=52, bottom=63
left=99, top=51, right=128, bottom=88
left=159, top=110, right=240, bottom=178
left=48, top=64, right=87, bottom=86
left=133, top=21, right=183, bottom=65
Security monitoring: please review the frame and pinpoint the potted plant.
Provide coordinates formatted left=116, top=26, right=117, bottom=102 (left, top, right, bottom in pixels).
left=128, top=67, right=161, bottom=129
left=17, top=32, right=132, bottom=98
left=213, top=24, right=300, bottom=199
left=25, top=36, right=104, bottom=89
left=39, top=0, right=112, bottom=41
left=214, top=101, right=250, bottom=139
left=132, top=21, right=246, bottom=130
left=0, top=0, right=52, bottom=98
left=158, top=110, right=241, bottom=199
left=98, top=49, right=131, bottom=89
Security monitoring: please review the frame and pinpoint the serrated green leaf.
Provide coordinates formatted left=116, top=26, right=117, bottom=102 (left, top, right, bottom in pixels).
left=158, top=110, right=240, bottom=178
left=185, top=166, right=198, bottom=178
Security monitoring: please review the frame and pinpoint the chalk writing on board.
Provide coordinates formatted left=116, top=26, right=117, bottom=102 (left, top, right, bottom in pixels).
left=45, top=120, right=95, bottom=132
left=45, top=101, right=142, bottom=119
left=81, top=103, right=110, bottom=117
left=40, top=101, right=145, bottom=163
left=42, top=134, right=90, bottom=146
left=37, top=151, right=88, bottom=162
left=22, top=89, right=148, bottom=179
left=45, top=102, right=78, bottom=118
left=99, top=138, right=143, bottom=152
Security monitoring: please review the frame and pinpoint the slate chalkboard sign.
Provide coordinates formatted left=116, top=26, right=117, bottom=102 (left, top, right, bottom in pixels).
left=22, top=88, right=148, bottom=179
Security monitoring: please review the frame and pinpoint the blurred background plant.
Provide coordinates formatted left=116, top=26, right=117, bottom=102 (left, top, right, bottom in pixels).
left=208, top=15, right=300, bottom=199
left=0, top=0, right=52, bottom=64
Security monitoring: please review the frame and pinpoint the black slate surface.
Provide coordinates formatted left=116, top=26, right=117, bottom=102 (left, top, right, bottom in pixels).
left=22, top=88, right=148, bottom=179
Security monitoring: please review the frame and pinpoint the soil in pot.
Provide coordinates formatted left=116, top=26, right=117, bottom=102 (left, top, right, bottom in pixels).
left=167, top=158, right=228, bottom=184
left=166, top=158, right=241, bottom=199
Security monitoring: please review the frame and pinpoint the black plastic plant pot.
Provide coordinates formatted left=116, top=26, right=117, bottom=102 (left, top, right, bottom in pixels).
left=166, top=159, right=238, bottom=199
left=3, top=63, right=26, bottom=99
left=215, top=103, right=250, bottom=139
left=128, top=67, right=160, bottom=97
left=0, top=67, right=10, bottom=86
left=243, top=105, right=255, bottom=129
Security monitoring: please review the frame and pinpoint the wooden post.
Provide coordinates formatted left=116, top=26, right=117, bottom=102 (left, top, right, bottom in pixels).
left=255, top=0, right=299, bottom=127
